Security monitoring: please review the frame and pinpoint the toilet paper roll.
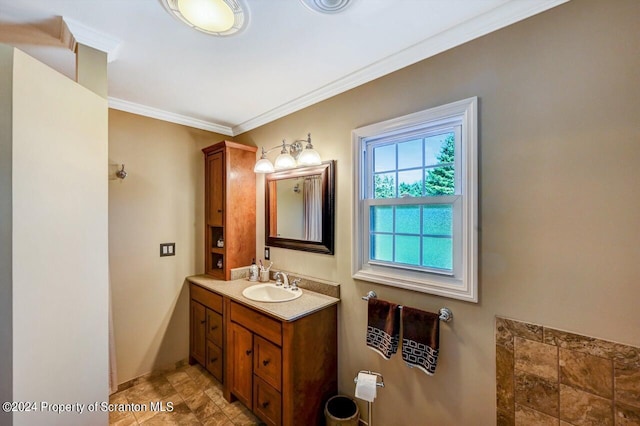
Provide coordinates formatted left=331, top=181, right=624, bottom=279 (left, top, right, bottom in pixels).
left=355, top=372, right=377, bottom=402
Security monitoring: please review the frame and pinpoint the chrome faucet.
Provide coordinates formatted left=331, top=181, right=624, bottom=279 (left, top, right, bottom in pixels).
left=291, top=278, right=301, bottom=291
left=274, top=271, right=289, bottom=288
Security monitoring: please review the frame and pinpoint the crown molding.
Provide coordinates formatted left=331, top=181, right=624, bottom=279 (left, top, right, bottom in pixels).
left=231, top=0, right=568, bottom=135
left=107, top=0, right=568, bottom=136
left=108, top=98, right=234, bottom=136
left=62, top=17, right=121, bottom=62
left=59, top=17, right=75, bottom=52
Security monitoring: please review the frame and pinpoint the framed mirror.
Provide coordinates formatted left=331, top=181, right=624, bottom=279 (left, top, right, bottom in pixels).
left=265, top=161, right=335, bottom=254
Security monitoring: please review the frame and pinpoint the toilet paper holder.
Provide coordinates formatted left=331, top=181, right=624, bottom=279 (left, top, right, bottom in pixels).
left=354, top=370, right=384, bottom=426
left=353, top=370, right=384, bottom=388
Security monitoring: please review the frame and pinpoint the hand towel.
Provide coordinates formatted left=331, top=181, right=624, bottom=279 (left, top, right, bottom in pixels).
left=366, top=298, right=400, bottom=359
left=401, top=306, right=440, bottom=375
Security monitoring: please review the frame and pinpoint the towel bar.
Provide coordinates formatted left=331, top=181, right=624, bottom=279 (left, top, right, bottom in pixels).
left=361, top=291, right=453, bottom=323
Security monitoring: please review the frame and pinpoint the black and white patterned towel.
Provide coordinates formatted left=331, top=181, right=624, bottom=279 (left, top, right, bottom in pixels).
left=366, top=299, right=400, bottom=359
left=401, top=306, right=440, bottom=375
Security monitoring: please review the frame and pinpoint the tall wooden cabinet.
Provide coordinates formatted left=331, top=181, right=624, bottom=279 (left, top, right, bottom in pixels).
left=202, top=141, right=257, bottom=280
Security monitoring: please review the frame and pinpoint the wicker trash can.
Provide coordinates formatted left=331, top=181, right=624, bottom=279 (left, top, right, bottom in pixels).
left=324, top=395, right=360, bottom=426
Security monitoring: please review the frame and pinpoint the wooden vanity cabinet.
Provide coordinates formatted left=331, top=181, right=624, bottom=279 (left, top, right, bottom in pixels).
left=190, top=282, right=338, bottom=425
left=202, top=141, right=257, bottom=280
left=189, top=284, right=224, bottom=382
left=225, top=299, right=337, bottom=426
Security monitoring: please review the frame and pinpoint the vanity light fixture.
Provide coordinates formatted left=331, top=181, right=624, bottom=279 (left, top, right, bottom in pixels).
left=162, top=0, right=248, bottom=36
left=254, top=133, right=322, bottom=173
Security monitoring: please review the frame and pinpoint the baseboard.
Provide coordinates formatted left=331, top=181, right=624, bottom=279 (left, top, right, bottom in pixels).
left=114, top=358, right=189, bottom=393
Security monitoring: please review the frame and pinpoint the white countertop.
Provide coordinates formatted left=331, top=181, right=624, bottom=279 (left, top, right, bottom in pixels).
left=187, top=274, right=340, bottom=322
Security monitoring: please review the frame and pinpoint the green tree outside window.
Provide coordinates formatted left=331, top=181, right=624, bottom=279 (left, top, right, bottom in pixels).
left=425, top=134, right=455, bottom=195
left=373, top=134, right=455, bottom=199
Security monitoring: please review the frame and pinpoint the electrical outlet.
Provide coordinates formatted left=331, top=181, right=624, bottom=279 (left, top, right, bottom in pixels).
left=160, top=243, right=175, bottom=257
left=264, top=247, right=270, bottom=260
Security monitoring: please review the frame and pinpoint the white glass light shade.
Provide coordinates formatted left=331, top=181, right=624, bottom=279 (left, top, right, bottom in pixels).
left=177, top=0, right=235, bottom=32
left=253, top=158, right=275, bottom=173
left=163, top=0, right=247, bottom=36
left=297, top=148, right=322, bottom=166
left=274, top=152, right=297, bottom=170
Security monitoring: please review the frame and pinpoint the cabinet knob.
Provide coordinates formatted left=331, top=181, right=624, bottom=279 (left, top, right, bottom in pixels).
left=217, top=209, right=222, bottom=213
left=262, top=359, right=270, bottom=366
left=200, top=319, right=206, bottom=324
left=245, top=349, right=252, bottom=356
left=261, top=401, right=270, bottom=409
left=211, top=325, right=218, bottom=330
left=210, top=357, right=218, bottom=363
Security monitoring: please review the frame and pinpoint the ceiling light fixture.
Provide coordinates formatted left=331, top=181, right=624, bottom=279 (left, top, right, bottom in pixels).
left=300, top=0, right=354, bottom=14
left=254, top=133, right=322, bottom=174
left=162, top=0, right=248, bottom=36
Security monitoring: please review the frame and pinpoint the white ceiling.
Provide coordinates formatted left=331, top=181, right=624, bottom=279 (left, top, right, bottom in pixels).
left=0, top=0, right=566, bottom=135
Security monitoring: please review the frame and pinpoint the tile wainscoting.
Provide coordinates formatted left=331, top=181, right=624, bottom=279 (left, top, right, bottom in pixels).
left=496, top=316, right=640, bottom=425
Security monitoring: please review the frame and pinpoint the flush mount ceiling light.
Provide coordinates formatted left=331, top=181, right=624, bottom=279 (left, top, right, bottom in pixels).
left=162, top=0, right=248, bottom=36
left=300, top=0, right=354, bottom=14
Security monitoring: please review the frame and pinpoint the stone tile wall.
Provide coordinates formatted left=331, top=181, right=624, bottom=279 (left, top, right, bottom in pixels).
left=496, top=317, right=640, bottom=425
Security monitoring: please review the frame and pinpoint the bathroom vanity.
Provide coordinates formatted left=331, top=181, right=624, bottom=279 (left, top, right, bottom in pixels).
left=188, top=275, right=339, bottom=426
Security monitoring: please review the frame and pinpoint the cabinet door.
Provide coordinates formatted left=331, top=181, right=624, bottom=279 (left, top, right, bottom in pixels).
left=207, top=152, right=224, bottom=227
left=191, top=301, right=206, bottom=366
left=230, top=323, right=253, bottom=408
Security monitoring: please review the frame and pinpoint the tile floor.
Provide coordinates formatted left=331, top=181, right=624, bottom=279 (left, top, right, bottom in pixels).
left=109, top=363, right=265, bottom=425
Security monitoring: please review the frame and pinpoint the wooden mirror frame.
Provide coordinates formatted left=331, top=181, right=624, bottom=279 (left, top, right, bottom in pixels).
left=265, top=160, right=335, bottom=255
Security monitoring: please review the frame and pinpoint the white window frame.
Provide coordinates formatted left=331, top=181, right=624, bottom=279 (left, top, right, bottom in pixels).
left=352, top=97, right=478, bottom=302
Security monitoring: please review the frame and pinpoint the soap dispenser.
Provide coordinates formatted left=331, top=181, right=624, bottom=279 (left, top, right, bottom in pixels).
left=249, top=258, right=258, bottom=282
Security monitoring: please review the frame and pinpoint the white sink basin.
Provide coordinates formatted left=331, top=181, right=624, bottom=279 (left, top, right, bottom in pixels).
left=242, top=283, right=303, bottom=303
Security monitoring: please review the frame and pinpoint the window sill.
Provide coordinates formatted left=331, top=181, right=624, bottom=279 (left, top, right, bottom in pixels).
left=352, top=268, right=477, bottom=302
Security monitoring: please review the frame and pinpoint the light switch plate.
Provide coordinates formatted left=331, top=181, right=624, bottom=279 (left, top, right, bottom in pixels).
left=264, top=247, right=270, bottom=260
left=160, top=243, right=175, bottom=257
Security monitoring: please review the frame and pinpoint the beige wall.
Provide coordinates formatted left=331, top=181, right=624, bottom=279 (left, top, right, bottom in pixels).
left=0, top=43, right=14, bottom=426
left=7, top=47, right=109, bottom=425
left=231, top=0, right=640, bottom=423
left=76, top=44, right=108, bottom=99
left=108, top=109, right=228, bottom=383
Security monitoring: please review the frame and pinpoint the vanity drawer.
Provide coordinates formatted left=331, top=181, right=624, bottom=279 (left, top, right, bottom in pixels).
left=253, top=376, right=281, bottom=426
left=191, top=284, right=223, bottom=313
left=206, top=341, right=222, bottom=382
left=207, top=310, right=223, bottom=345
left=254, top=335, right=282, bottom=391
left=230, top=301, right=282, bottom=346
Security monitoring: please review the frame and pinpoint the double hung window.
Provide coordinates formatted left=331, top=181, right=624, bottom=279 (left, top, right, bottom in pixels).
left=352, top=98, right=478, bottom=301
